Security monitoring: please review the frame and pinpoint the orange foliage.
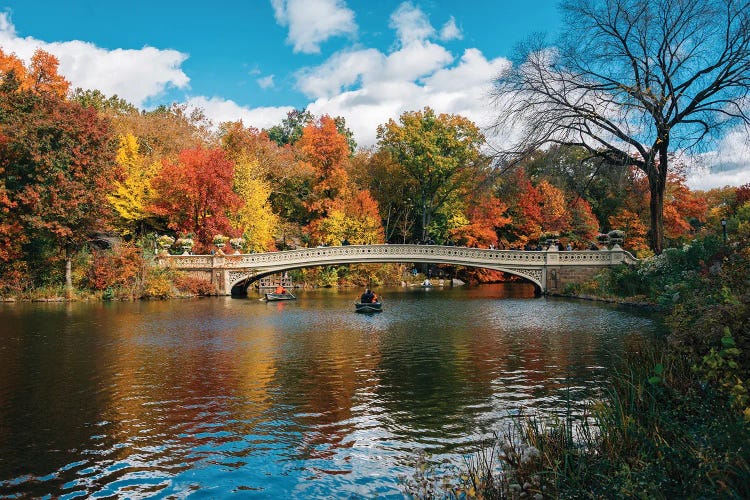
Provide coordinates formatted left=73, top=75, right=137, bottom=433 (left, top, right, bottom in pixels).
left=0, top=49, right=27, bottom=83
left=568, top=197, right=599, bottom=247
left=86, top=244, right=144, bottom=291
left=609, top=209, right=650, bottom=254
left=28, top=50, right=70, bottom=97
left=150, top=147, right=241, bottom=251
left=451, top=196, right=511, bottom=247
left=0, top=48, right=69, bottom=97
left=537, top=180, right=571, bottom=234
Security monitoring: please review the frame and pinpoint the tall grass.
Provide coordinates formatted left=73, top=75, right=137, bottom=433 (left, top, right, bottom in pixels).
left=402, top=346, right=750, bottom=499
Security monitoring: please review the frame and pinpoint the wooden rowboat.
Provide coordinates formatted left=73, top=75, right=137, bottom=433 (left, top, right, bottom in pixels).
left=265, top=292, right=296, bottom=301
left=355, top=301, right=383, bottom=313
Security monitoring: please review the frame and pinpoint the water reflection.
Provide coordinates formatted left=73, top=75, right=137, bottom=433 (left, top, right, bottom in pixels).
left=0, top=284, right=659, bottom=497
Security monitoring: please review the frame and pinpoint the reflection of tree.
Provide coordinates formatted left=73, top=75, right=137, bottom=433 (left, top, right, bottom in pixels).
left=270, top=330, right=382, bottom=460
left=0, top=304, right=114, bottom=493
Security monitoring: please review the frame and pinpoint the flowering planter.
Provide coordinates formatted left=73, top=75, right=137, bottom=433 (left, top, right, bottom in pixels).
left=229, top=238, right=245, bottom=254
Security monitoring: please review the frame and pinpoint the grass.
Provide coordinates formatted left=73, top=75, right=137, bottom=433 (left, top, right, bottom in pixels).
left=402, top=345, right=750, bottom=499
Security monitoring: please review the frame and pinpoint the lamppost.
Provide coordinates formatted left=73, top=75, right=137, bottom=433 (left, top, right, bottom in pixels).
left=721, top=218, right=727, bottom=242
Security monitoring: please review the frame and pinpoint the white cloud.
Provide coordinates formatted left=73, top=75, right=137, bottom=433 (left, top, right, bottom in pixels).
left=389, top=2, right=435, bottom=46
left=271, top=0, right=357, bottom=54
left=0, top=12, right=188, bottom=108
left=257, top=75, right=275, bottom=89
left=186, top=95, right=293, bottom=130
left=303, top=45, right=510, bottom=146
left=688, top=129, right=750, bottom=190
left=439, top=16, right=462, bottom=41
left=296, top=48, right=383, bottom=98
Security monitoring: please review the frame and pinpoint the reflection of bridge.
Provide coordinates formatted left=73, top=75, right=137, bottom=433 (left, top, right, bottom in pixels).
left=157, top=244, right=637, bottom=295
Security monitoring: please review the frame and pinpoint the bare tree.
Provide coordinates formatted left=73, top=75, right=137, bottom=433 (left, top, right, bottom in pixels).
left=490, top=0, right=750, bottom=252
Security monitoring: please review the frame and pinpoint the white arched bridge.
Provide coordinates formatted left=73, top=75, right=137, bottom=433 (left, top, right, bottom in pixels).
left=156, top=244, right=637, bottom=295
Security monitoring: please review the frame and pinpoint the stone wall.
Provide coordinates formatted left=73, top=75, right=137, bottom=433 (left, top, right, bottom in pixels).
left=545, top=265, right=606, bottom=293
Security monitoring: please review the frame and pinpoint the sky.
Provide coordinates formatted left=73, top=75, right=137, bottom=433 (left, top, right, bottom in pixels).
left=0, top=0, right=747, bottom=190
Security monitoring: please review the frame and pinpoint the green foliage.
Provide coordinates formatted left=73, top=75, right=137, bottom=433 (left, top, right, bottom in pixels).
left=404, top=349, right=750, bottom=499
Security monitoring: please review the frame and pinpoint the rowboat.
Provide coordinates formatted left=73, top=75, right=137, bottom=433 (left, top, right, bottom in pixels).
left=264, top=292, right=296, bottom=301
left=355, top=301, right=383, bottom=313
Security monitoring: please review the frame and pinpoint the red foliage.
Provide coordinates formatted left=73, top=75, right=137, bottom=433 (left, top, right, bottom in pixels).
left=150, top=147, right=241, bottom=252
left=174, top=274, right=216, bottom=296
left=87, top=244, right=144, bottom=291
left=451, top=196, right=512, bottom=247
left=735, top=183, right=750, bottom=210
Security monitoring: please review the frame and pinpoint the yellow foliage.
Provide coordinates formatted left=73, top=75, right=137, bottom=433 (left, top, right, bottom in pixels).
left=232, top=155, right=279, bottom=252
left=107, top=133, right=160, bottom=236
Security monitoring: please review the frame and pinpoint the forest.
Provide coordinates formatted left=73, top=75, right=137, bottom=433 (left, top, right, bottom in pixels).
left=0, top=48, right=748, bottom=299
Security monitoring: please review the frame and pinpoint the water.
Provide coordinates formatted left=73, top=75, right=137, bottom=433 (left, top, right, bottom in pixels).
left=0, top=284, right=659, bottom=498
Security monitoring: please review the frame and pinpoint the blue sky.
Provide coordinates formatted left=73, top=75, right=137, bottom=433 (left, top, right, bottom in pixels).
left=0, top=0, right=747, bottom=189
left=0, top=1, right=560, bottom=136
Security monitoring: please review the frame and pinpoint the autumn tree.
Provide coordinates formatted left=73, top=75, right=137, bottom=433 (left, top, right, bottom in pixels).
left=300, top=115, right=352, bottom=219
left=491, top=0, right=750, bottom=253
left=150, top=147, right=240, bottom=251
left=351, top=150, right=417, bottom=243
left=231, top=155, right=279, bottom=252
left=449, top=196, right=512, bottom=248
left=0, top=71, right=116, bottom=293
left=107, top=133, right=162, bottom=237
left=377, top=107, right=486, bottom=243
left=220, top=121, right=314, bottom=228
left=299, top=116, right=384, bottom=245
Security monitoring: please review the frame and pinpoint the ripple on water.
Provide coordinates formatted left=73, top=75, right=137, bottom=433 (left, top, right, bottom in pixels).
left=0, top=287, right=660, bottom=498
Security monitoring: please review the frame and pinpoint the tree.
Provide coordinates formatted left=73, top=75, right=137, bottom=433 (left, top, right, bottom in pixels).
left=377, top=107, right=486, bottom=242
left=0, top=74, right=116, bottom=293
left=27, top=50, right=69, bottom=97
left=71, top=88, right=137, bottom=116
left=266, top=108, right=313, bottom=146
left=150, top=147, right=240, bottom=251
left=491, top=0, right=750, bottom=253
left=299, top=115, right=352, bottom=219
left=231, top=155, right=279, bottom=252
left=107, top=133, right=161, bottom=237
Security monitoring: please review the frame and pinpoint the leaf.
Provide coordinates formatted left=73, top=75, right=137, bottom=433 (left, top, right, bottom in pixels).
left=653, top=363, right=664, bottom=375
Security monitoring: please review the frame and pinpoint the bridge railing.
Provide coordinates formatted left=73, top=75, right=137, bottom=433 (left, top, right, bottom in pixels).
left=158, top=244, right=637, bottom=269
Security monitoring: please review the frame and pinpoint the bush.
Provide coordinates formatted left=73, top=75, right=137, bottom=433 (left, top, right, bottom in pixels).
left=174, top=273, right=216, bottom=296
left=86, top=244, right=144, bottom=293
left=142, top=267, right=175, bottom=299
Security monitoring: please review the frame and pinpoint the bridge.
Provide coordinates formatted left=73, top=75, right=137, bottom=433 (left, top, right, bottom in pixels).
left=156, top=244, right=637, bottom=296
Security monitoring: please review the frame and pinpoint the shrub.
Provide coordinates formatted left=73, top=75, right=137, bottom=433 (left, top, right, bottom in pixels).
left=142, top=267, right=175, bottom=299
left=174, top=273, right=216, bottom=296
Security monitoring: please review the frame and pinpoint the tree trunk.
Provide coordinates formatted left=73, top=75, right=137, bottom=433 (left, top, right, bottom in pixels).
left=65, top=245, right=73, bottom=299
left=649, top=181, right=665, bottom=254
left=648, top=144, right=669, bottom=254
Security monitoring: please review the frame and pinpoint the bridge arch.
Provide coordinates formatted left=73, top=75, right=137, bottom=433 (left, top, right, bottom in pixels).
left=227, top=261, right=545, bottom=295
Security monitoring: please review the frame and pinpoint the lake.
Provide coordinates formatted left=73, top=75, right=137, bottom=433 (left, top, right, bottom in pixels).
left=0, top=284, right=659, bottom=498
